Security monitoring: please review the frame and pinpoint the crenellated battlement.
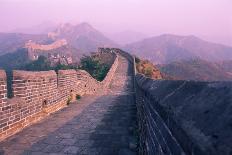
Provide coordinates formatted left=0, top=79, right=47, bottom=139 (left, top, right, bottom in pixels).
left=0, top=50, right=118, bottom=141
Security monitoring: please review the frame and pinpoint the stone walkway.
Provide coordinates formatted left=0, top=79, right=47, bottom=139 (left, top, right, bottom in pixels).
left=0, top=55, right=137, bottom=155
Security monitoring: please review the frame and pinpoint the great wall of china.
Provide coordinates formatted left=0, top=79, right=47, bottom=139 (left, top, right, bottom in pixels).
left=0, top=48, right=231, bottom=155
left=110, top=49, right=232, bottom=155
left=25, top=39, right=71, bottom=61
left=0, top=50, right=118, bottom=141
left=25, top=39, right=68, bottom=52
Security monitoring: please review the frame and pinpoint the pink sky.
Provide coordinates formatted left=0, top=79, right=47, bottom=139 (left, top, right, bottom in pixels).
left=0, top=0, right=232, bottom=46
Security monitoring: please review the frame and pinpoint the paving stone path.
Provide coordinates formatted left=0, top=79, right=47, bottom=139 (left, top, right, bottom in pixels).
left=0, top=55, right=137, bottom=155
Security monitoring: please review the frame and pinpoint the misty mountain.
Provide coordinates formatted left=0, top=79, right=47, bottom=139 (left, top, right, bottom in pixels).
left=48, top=23, right=117, bottom=53
left=0, top=22, right=117, bottom=56
left=0, top=22, right=117, bottom=72
left=158, top=58, right=232, bottom=81
left=124, top=34, right=232, bottom=64
left=107, top=31, right=148, bottom=45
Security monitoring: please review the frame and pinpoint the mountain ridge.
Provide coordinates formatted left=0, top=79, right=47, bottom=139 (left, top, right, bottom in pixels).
left=0, top=22, right=117, bottom=56
left=124, top=34, right=232, bottom=64
left=48, top=22, right=117, bottom=53
left=158, top=58, right=232, bottom=81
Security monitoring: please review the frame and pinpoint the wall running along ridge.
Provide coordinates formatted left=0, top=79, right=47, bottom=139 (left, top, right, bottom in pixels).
left=118, top=49, right=231, bottom=155
left=25, top=39, right=68, bottom=51
left=118, top=50, right=186, bottom=154
left=0, top=50, right=118, bottom=141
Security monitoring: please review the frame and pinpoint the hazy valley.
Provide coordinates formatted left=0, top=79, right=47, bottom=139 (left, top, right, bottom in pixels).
left=0, top=22, right=231, bottom=82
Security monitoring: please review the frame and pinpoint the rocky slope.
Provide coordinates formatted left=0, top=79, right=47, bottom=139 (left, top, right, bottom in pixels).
left=135, top=58, right=163, bottom=79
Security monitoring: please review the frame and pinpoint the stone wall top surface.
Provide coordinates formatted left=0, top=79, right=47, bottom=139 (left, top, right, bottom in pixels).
left=13, top=70, right=56, bottom=78
left=58, top=69, right=77, bottom=75
left=76, top=70, right=91, bottom=75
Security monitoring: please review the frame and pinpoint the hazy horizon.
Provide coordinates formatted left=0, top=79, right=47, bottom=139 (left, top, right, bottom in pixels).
left=0, top=0, right=232, bottom=46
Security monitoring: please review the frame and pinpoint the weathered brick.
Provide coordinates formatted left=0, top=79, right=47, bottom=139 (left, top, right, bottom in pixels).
left=2, top=126, right=9, bottom=131
left=0, top=51, right=118, bottom=141
left=2, top=106, right=11, bottom=111
left=0, top=118, right=9, bottom=124
left=0, top=122, right=7, bottom=128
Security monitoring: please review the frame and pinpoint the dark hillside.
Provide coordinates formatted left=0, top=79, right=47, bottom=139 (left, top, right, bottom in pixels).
left=136, top=74, right=232, bottom=154
left=158, top=58, right=232, bottom=81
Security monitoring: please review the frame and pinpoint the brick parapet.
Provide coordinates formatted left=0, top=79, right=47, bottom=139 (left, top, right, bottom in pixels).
left=134, top=73, right=232, bottom=155
left=0, top=49, right=119, bottom=141
left=0, top=70, right=7, bottom=113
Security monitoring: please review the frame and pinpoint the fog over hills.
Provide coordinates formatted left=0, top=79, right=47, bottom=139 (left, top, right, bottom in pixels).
left=158, top=58, right=232, bottom=81
left=0, top=23, right=117, bottom=70
left=0, top=22, right=232, bottom=81
left=124, top=34, right=232, bottom=64
left=0, top=23, right=117, bottom=56
left=106, top=31, right=148, bottom=45
left=124, top=34, right=232, bottom=81
left=48, top=23, right=117, bottom=53
left=2, top=23, right=231, bottom=64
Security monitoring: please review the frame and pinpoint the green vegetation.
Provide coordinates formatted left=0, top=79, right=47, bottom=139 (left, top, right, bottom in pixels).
left=79, top=55, right=110, bottom=81
left=144, top=66, right=153, bottom=77
left=22, top=55, right=110, bottom=81
left=76, top=94, right=81, bottom=100
left=136, top=57, right=163, bottom=79
left=22, top=56, right=78, bottom=72
left=67, top=96, right=72, bottom=105
left=0, top=48, right=29, bottom=70
left=22, top=56, right=51, bottom=71
left=0, top=53, right=111, bottom=98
